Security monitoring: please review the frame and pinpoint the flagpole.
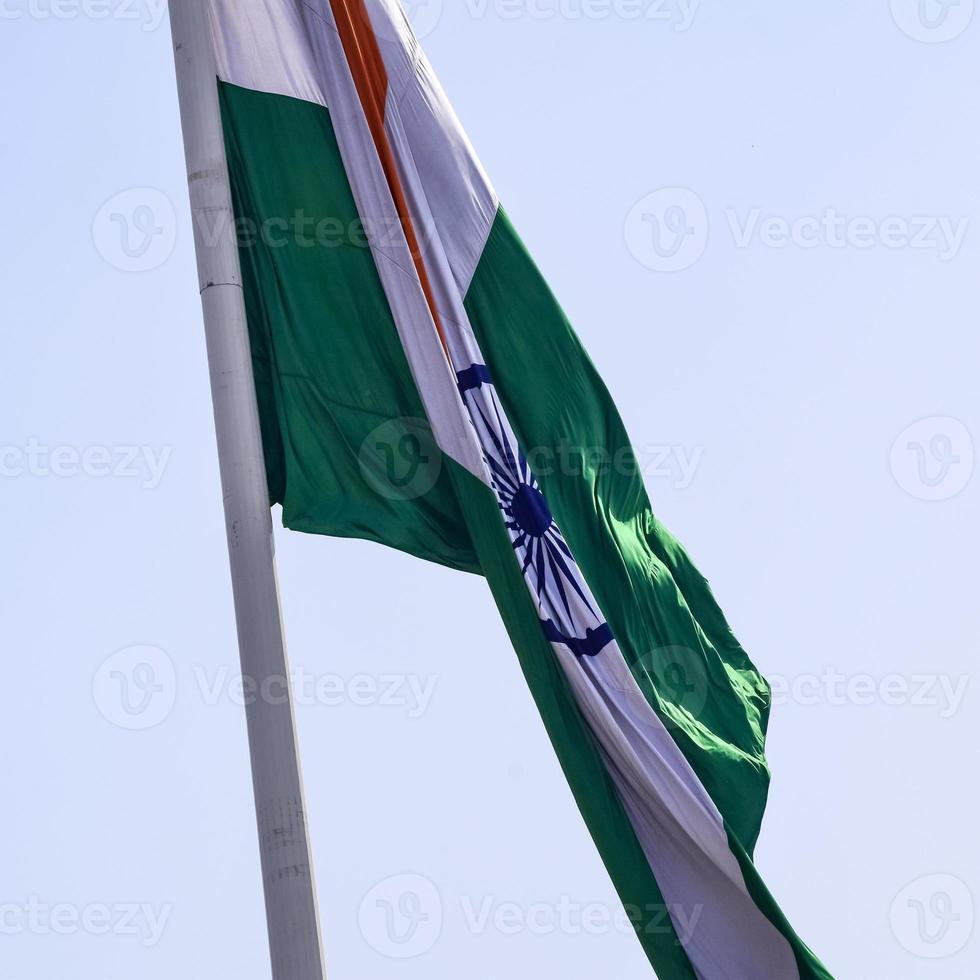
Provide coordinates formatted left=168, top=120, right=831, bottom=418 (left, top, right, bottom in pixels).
left=167, top=3, right=327, bottom=978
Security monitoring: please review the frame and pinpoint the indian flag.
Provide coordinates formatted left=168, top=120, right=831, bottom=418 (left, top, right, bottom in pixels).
left=202, top=1, right=832, bottom=976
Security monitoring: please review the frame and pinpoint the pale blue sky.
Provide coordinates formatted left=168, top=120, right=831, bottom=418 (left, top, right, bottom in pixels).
left=1, top=2, right=978, bottom=978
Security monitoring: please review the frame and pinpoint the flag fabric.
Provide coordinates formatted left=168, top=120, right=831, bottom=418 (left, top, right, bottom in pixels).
left=206, top=2, right=831, bottom=976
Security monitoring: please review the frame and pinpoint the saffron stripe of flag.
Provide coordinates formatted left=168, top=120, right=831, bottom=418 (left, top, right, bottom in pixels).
left=208, top=2, right=833, bottom=976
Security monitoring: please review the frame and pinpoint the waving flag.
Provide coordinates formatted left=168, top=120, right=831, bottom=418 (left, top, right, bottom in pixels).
left=205, top=2, right=831, bottom=975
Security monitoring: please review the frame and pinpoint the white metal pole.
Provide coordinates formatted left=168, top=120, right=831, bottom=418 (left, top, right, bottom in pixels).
left=167, top=3, right=327, bottom=977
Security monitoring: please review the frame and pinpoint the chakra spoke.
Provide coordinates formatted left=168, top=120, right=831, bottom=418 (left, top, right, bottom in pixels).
left=545, top=525, right=574, bottom=558
left=522, top=544, right=535, bottom=576
left=534, top=543, right=547, bottom=597
left=470, top=397, right=515, bottom=476
left=485, top=453, right=520, bottom=491
left=547, top=551, right=574, bottom=621
left=547, top=545, right=598, bottom=618
left=488, top=389, right=520, bottom=475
